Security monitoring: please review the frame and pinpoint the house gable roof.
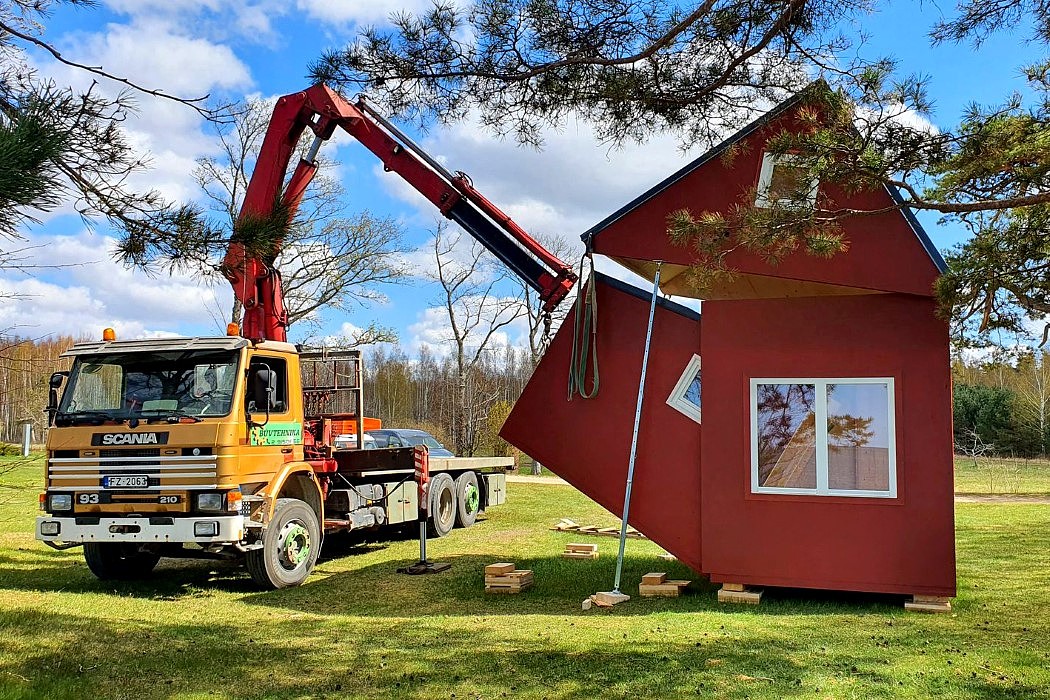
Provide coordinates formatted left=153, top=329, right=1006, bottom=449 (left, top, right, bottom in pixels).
left=583, top=85, right=946, bottom=299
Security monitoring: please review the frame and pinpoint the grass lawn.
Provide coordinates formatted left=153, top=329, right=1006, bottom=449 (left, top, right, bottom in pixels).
left=1, top=454, right=1049, bottom=699
left=954, top=456, right=1050, bottom=495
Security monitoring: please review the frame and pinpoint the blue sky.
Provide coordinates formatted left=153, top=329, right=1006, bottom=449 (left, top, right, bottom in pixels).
left=2, top=0, right=1041, bottom=350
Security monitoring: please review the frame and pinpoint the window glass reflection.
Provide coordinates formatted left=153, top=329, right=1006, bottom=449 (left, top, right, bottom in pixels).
left=827, top=383, right=891, bottom=491
left=755, top=383, right=817, bottom=488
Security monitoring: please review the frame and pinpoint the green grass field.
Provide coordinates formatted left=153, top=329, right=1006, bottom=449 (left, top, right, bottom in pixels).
left=1, top=455, right=1049, bottom=699
left=954, top=456, right=1050, bottom=494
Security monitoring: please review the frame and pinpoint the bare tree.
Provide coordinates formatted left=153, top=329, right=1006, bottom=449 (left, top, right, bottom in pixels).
left=516, top=233, right=584, bottom=368
left=427, top=221, right=527, bottom=455
left=191, top=99, right=410, bottom=332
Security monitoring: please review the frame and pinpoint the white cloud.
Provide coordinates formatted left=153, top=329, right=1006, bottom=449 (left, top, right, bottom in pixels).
left=406, top=295, right=529, bottom=357
left=22, top=15, right=256, bottom=213
left=101, top=1, right=285, bottom=44
left=1, top=232, right=231, bottom=339
left=376, top=114, right=707, bottom=250
left=296, top=0, right=435, bottom=27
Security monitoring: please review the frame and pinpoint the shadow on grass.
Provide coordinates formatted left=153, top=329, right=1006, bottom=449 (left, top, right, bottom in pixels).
left=241, top=552, right=912, bottom=620
left=0, top=539, right=911, bottom=617
left=0, top=607, right=1040, bottom=700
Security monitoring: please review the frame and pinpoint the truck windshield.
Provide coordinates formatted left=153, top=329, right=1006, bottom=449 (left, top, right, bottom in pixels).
left=58, top=350, right=239, bottom=422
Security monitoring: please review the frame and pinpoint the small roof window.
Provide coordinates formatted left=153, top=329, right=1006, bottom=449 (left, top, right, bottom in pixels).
left=755, top=152, right=818, bottom=208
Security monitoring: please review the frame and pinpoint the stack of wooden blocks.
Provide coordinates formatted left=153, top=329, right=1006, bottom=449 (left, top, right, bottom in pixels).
left=561, top=542, right=599, bottom=559
left=484, top=563, right=533, bottom=594
left=717, top=583, right=763, bottom=604
left=638, top=572, right=690, bottom=597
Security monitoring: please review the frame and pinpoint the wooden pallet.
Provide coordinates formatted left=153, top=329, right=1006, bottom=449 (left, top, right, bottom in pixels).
left=485, top=568, right=533, bottom=594
left=904, top=595, right=952, bottom=613
left=551, top=519, right=646, bottom=540
left=639, top=573, right=691, bottom=597
left=717, top=583, right=763, bottom=605
left=562, top=542, right=599, bottom=559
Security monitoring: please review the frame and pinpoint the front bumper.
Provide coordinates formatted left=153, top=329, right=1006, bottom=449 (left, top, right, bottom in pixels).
left=35, top=515, right=245, bottom=544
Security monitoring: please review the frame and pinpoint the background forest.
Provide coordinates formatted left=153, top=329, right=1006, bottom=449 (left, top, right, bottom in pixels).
left=4, top=333, right=1050, bottom=463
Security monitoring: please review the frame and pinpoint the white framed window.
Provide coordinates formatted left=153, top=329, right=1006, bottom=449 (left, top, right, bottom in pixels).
left=750, top=378, right=896, bottom=498
left=755, top=152, right=818, bottom=208
left=667, top=354, right=701, bottom=424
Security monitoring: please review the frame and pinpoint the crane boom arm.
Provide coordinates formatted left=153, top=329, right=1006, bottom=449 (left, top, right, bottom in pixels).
left=223, top=84, right=578, bottom=342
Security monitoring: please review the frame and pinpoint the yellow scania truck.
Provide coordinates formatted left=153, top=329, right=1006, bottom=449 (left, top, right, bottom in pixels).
left=36, top=337, right=509, bottom=588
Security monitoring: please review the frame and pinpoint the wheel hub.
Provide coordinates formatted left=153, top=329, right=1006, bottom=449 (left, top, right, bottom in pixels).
left=277, top=521, right=310, bottom=570
left=464, top=483, right=480, bottom=513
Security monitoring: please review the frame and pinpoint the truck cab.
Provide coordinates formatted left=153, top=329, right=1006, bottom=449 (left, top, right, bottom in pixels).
left=37, top=335, right=324, bottom=586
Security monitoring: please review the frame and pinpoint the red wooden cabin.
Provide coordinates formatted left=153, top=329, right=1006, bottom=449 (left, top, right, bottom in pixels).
left=501, top=90, right=956, bottom=599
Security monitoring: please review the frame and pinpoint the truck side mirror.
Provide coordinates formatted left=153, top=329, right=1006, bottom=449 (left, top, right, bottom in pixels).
left=251, top=367, right=277, bottom=411
left=46, top=371, right=69, bottom=426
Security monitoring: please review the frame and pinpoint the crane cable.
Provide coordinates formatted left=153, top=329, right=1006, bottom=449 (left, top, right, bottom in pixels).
left=568, top=242, right=599, bottom=400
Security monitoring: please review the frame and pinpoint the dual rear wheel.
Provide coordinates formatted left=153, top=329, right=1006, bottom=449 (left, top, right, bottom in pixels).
left=427, top=471, right=482, bottom=537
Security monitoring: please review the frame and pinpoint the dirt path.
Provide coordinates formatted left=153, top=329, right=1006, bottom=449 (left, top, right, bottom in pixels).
left=954, top=494, right=1050, bottom=504
left=507, top=474, right=1050, bottom=503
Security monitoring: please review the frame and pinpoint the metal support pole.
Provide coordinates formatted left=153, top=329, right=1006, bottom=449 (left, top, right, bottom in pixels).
left=612, top=262, right=662, bottom=594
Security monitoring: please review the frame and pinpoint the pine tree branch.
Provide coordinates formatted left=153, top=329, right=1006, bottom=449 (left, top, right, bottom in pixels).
left=0, top=19, right=231, bottom=122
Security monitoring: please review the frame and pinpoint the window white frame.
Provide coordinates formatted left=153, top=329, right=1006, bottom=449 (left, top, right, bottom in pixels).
left=755, top=152, right=819, bottom=208
left=749, top=377, right=897, bottom=498
left=667, top=354, right=702, bottom=424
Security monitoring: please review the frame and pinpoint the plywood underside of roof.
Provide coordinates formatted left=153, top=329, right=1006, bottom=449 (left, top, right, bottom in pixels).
left=612, top=257, right=888, bottom=300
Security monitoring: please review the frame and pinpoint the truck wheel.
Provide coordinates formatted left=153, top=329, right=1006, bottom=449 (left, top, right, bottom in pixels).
left=246, top=498, right=320, bottom=589
left=454, top=471, right=480, bottom=528
left=83, top=543, right=160, bottom=581
left=427, top=473, right=456, bottom=538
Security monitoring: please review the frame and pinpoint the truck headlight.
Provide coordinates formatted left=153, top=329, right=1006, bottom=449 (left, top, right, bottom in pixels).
left=40, top=521, right=61, bottom=536
left=194, top=521, right=219, bottom=537
left=196, top=493, right=223, bottom=511
left=49, top=494, right=73, bottom=511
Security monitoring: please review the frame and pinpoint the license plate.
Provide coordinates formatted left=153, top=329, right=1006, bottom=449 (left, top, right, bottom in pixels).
left=102, top=475, right=149, bottom=489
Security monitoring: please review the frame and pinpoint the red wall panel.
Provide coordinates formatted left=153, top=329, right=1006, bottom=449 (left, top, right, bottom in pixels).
left=500, top=276, right=704, bottom=571
left=700, top=294, right=956, bottom=596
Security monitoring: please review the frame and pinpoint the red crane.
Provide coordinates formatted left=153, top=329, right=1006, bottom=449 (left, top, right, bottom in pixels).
left=221, top=84, right=578, bottom=342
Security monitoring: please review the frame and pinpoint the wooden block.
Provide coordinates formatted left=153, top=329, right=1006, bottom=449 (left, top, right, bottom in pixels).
left=641, top=572, right=667, bottom=585
left=565, top=543, right=598, bottom=553
left=905, top=595, right=952, bottom=614
left=717, top=586, right=762, bottom=605
left=485, top=570, right=533, bottom=585
left=485, top=581, right=532, bottom=594
left=639, top=579, right=690, bottom=597
left=721, top=583, right=746, bottom=592
left=485, top=562, right=515, bottom=576
left=561, top=551, right=599, bottom=559
left=593, top=591, right=630, bottom=606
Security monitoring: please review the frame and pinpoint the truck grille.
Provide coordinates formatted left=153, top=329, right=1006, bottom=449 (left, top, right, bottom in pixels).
left=100, top=448, right=160, bottom=458
left=47, top=449, right=219, bottom=491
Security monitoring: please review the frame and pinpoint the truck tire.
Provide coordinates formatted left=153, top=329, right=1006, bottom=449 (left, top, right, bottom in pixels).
left=427, top=473, right=456, bottom=538
left=454, top=471, right=480, bottom=528
left=246, top=498, right=320, bottom=589
left=83, top=543, right=160, bottom=581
